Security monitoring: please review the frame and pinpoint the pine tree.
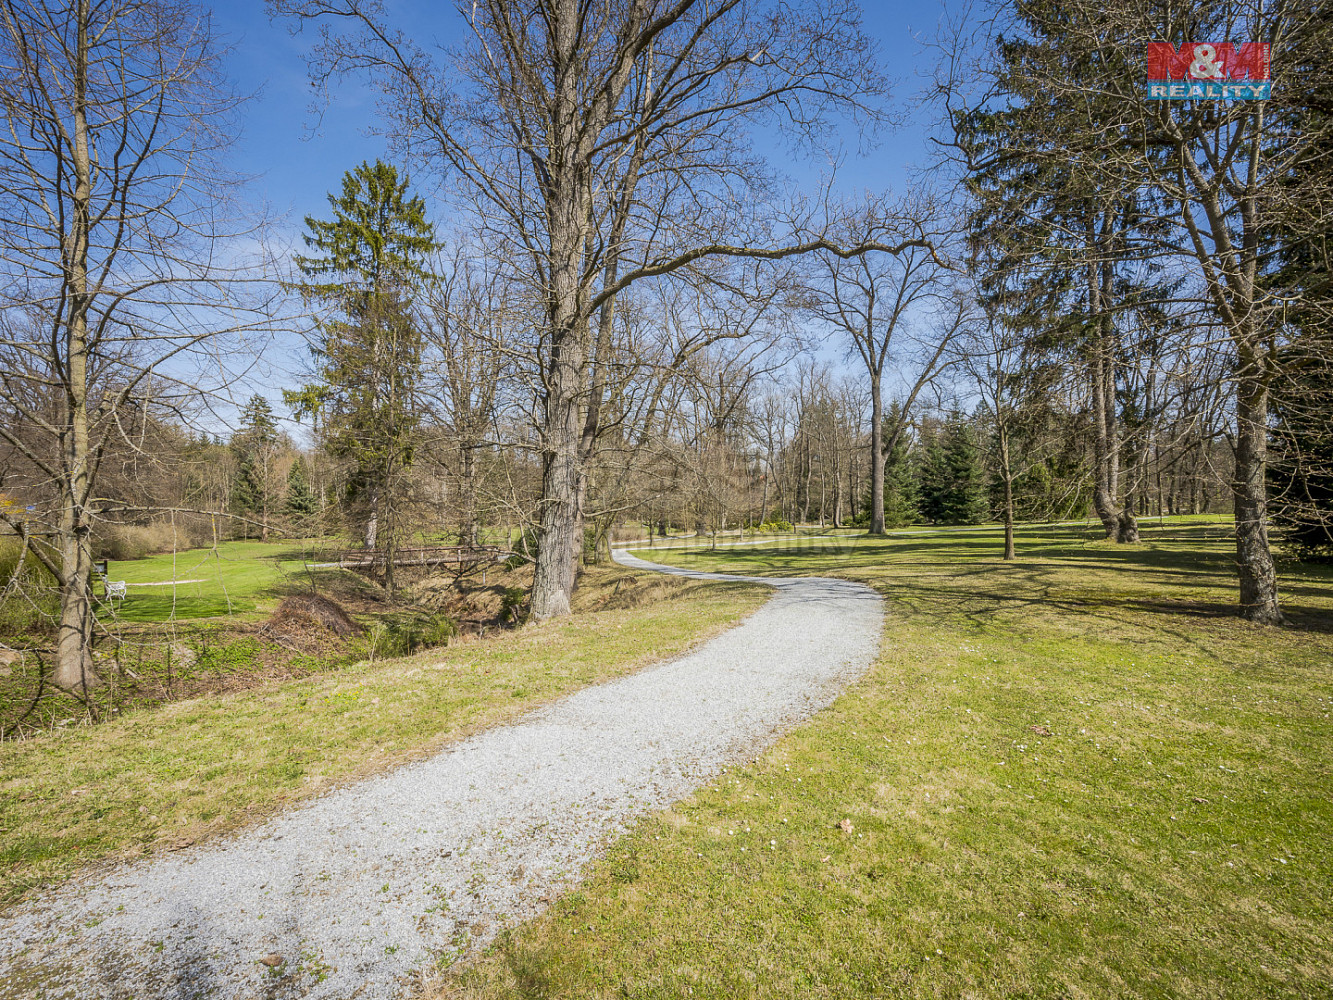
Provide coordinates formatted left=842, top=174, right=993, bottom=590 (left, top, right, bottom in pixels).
left=286, top=160, right=438, bottom=587
left=284, top=458, right=319, bottom=520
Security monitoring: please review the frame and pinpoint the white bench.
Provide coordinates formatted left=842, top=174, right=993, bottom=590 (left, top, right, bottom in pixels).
left=104, top=580, right=127, bottom=603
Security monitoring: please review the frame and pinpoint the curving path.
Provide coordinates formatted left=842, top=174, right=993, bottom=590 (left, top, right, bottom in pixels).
left=1, top=551, right=881, bottom=1000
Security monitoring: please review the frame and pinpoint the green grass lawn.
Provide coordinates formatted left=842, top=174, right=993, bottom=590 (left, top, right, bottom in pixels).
left=99, top=540, right=343, bottom=621
left=443, top=517, right=1333, bottom=999
left=0, top=572, right=766, bottom=905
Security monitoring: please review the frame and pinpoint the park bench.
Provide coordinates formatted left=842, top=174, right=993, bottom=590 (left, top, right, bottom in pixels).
left=93, top=561, right=127, bottom=607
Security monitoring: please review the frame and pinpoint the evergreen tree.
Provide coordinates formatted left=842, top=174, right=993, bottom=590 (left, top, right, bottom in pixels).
left=881, top=431, right=920, bottom=529
left=230, top=454, right=263, bottom=537
left=230, top=395, right=280, bottom=540
left=920, top=412, right=989, bottom=525
left=284, top=458, right=319, bottom=520
left=286, top=160, right=438, bottom=586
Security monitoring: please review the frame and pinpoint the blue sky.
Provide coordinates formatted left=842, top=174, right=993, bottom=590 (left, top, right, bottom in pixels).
left=216, top=1, right=950, bottom=238
left=209, top=1, right=953, bottom=431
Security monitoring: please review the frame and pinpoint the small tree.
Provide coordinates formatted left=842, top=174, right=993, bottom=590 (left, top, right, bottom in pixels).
left=229, top=395, right=280, bottom=540
left=920, top=411, right=989, bottom=526
left=284, top=457, right=320, bottom=529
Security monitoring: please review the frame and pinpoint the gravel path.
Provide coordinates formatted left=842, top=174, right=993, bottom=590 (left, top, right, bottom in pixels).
left=1, top=551, right=881, bottom=1000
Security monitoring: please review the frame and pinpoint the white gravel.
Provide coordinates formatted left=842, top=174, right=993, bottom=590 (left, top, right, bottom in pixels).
left=1, top=550, right=881, bottom=1000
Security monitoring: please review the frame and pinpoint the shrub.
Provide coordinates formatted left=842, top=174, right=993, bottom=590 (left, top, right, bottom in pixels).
left=500, top=586, right=528, bottom=626
left=503, top=528, right=538, bottom=570
left=365, top=611, right=459, bottom=660
left=0, top=538, right=58, bottom=636
left=94, top=523, right=187, bottom=561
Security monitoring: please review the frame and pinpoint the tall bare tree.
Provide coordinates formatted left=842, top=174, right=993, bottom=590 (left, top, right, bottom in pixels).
left=806, top=197, right=953, bottom=534
left=275, top=0, right=933, bottom=620
left=0, top=0, right=269, bottom=691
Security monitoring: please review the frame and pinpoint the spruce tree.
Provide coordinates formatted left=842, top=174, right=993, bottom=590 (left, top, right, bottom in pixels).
left=287, top=160, right=438, bottom=584
left=284, top=458, right=319, bottom=520
left=882, top=433, right=920, bottom=529
left=919, top=412, right=989, bottom=525
left=230, top=395, right=280, bottom=540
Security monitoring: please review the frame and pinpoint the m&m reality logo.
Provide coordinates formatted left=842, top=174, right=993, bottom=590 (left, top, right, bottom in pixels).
left=1147, top=42, right=1271, bottom=100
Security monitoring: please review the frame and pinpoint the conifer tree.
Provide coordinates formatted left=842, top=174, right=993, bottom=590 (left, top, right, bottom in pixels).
left=920, top=412, right=989, bottom=525
left=881, top=421, right=920, bottom=529
left=286, top=160, right=438, bottom=588
left=230, top=395, right=280, bottom=540
left=284, top=458, right=320, bottom=521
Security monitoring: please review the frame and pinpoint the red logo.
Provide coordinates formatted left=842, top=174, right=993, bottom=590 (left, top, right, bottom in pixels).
left=1146, top=42, right=1270, bottom=81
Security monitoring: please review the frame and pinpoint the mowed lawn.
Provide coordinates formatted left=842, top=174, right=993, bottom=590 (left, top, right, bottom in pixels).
left=101, top=540, right=335, bottom=621
left=444, top=519, right=1333, bottom=999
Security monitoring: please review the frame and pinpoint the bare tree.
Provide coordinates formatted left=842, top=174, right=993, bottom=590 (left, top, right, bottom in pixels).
left=419, top=251, right=512, bottom=546
left=0, top=0, right=271, bottom=692
left=806, top=196, right=954, bottom=534
left=274, top=0, right=936, bottom=620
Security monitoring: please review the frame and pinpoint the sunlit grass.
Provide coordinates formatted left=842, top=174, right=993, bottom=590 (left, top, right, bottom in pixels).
left=0, top=570, right=766, bottom=905
left=95, top=539, right=345, bottom=622
left=442, top=517, right=1333, bottom=999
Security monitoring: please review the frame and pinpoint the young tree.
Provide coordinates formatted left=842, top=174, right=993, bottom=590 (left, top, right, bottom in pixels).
left=955, top=308, right=1055, bottom=559
left=920, top=411, right=989, bottom=526
left=229, top=395, right=281, bottom=540
left=0, top=0, right=270, bottom=692
left=284, top=457, right=320, bottom=526
left=879, top=402, right=921, bottom=528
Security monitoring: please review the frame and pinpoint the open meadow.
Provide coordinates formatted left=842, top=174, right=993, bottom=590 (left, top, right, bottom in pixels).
left=443, top=518, right=1333, bottom=999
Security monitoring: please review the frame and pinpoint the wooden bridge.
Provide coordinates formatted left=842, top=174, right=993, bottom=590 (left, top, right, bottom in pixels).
left=336, top=545, right=511, bottom=573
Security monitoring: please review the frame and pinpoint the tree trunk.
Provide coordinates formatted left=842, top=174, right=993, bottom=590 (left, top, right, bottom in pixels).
left=531, top=322, right=588, bottom=620
left=1003, top=475, right=1015, bottom=561
left=1234, top=366, right=1283, bottom=624
left=55, top=498, right=95, bottom=693
left=999, top=427, right=1016, bottom=561
left=1086, top=215, right=1121, bottom=540
left=868, top=379, right=885, bottom=535
left=1090, top=345, right=1116, bottom=537
left=364, top=494, right=378, bottom=550
left=54, top=1, right=96, bottom=694
left=460, top=445, right=479, bottom=546
left=1116, top=508, right=1140, bottom=543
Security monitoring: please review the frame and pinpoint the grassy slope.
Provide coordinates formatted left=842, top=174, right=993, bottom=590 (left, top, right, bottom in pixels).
left=0, top=572, right=767, bottom=905
left=444, top=519, right=1333, bottom=999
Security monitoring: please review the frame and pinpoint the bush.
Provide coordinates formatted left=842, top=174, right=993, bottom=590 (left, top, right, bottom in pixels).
left=500, top=586, right=528, bottom=626
left=94, top=523, right=188, bottom=561
left=751, top=519, right=794, bottom=534
left=365, top=611, right=459, bottom=660
left=503, top=528, right=539, bottom=570
left=0, top=538, right=58, bottom=636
